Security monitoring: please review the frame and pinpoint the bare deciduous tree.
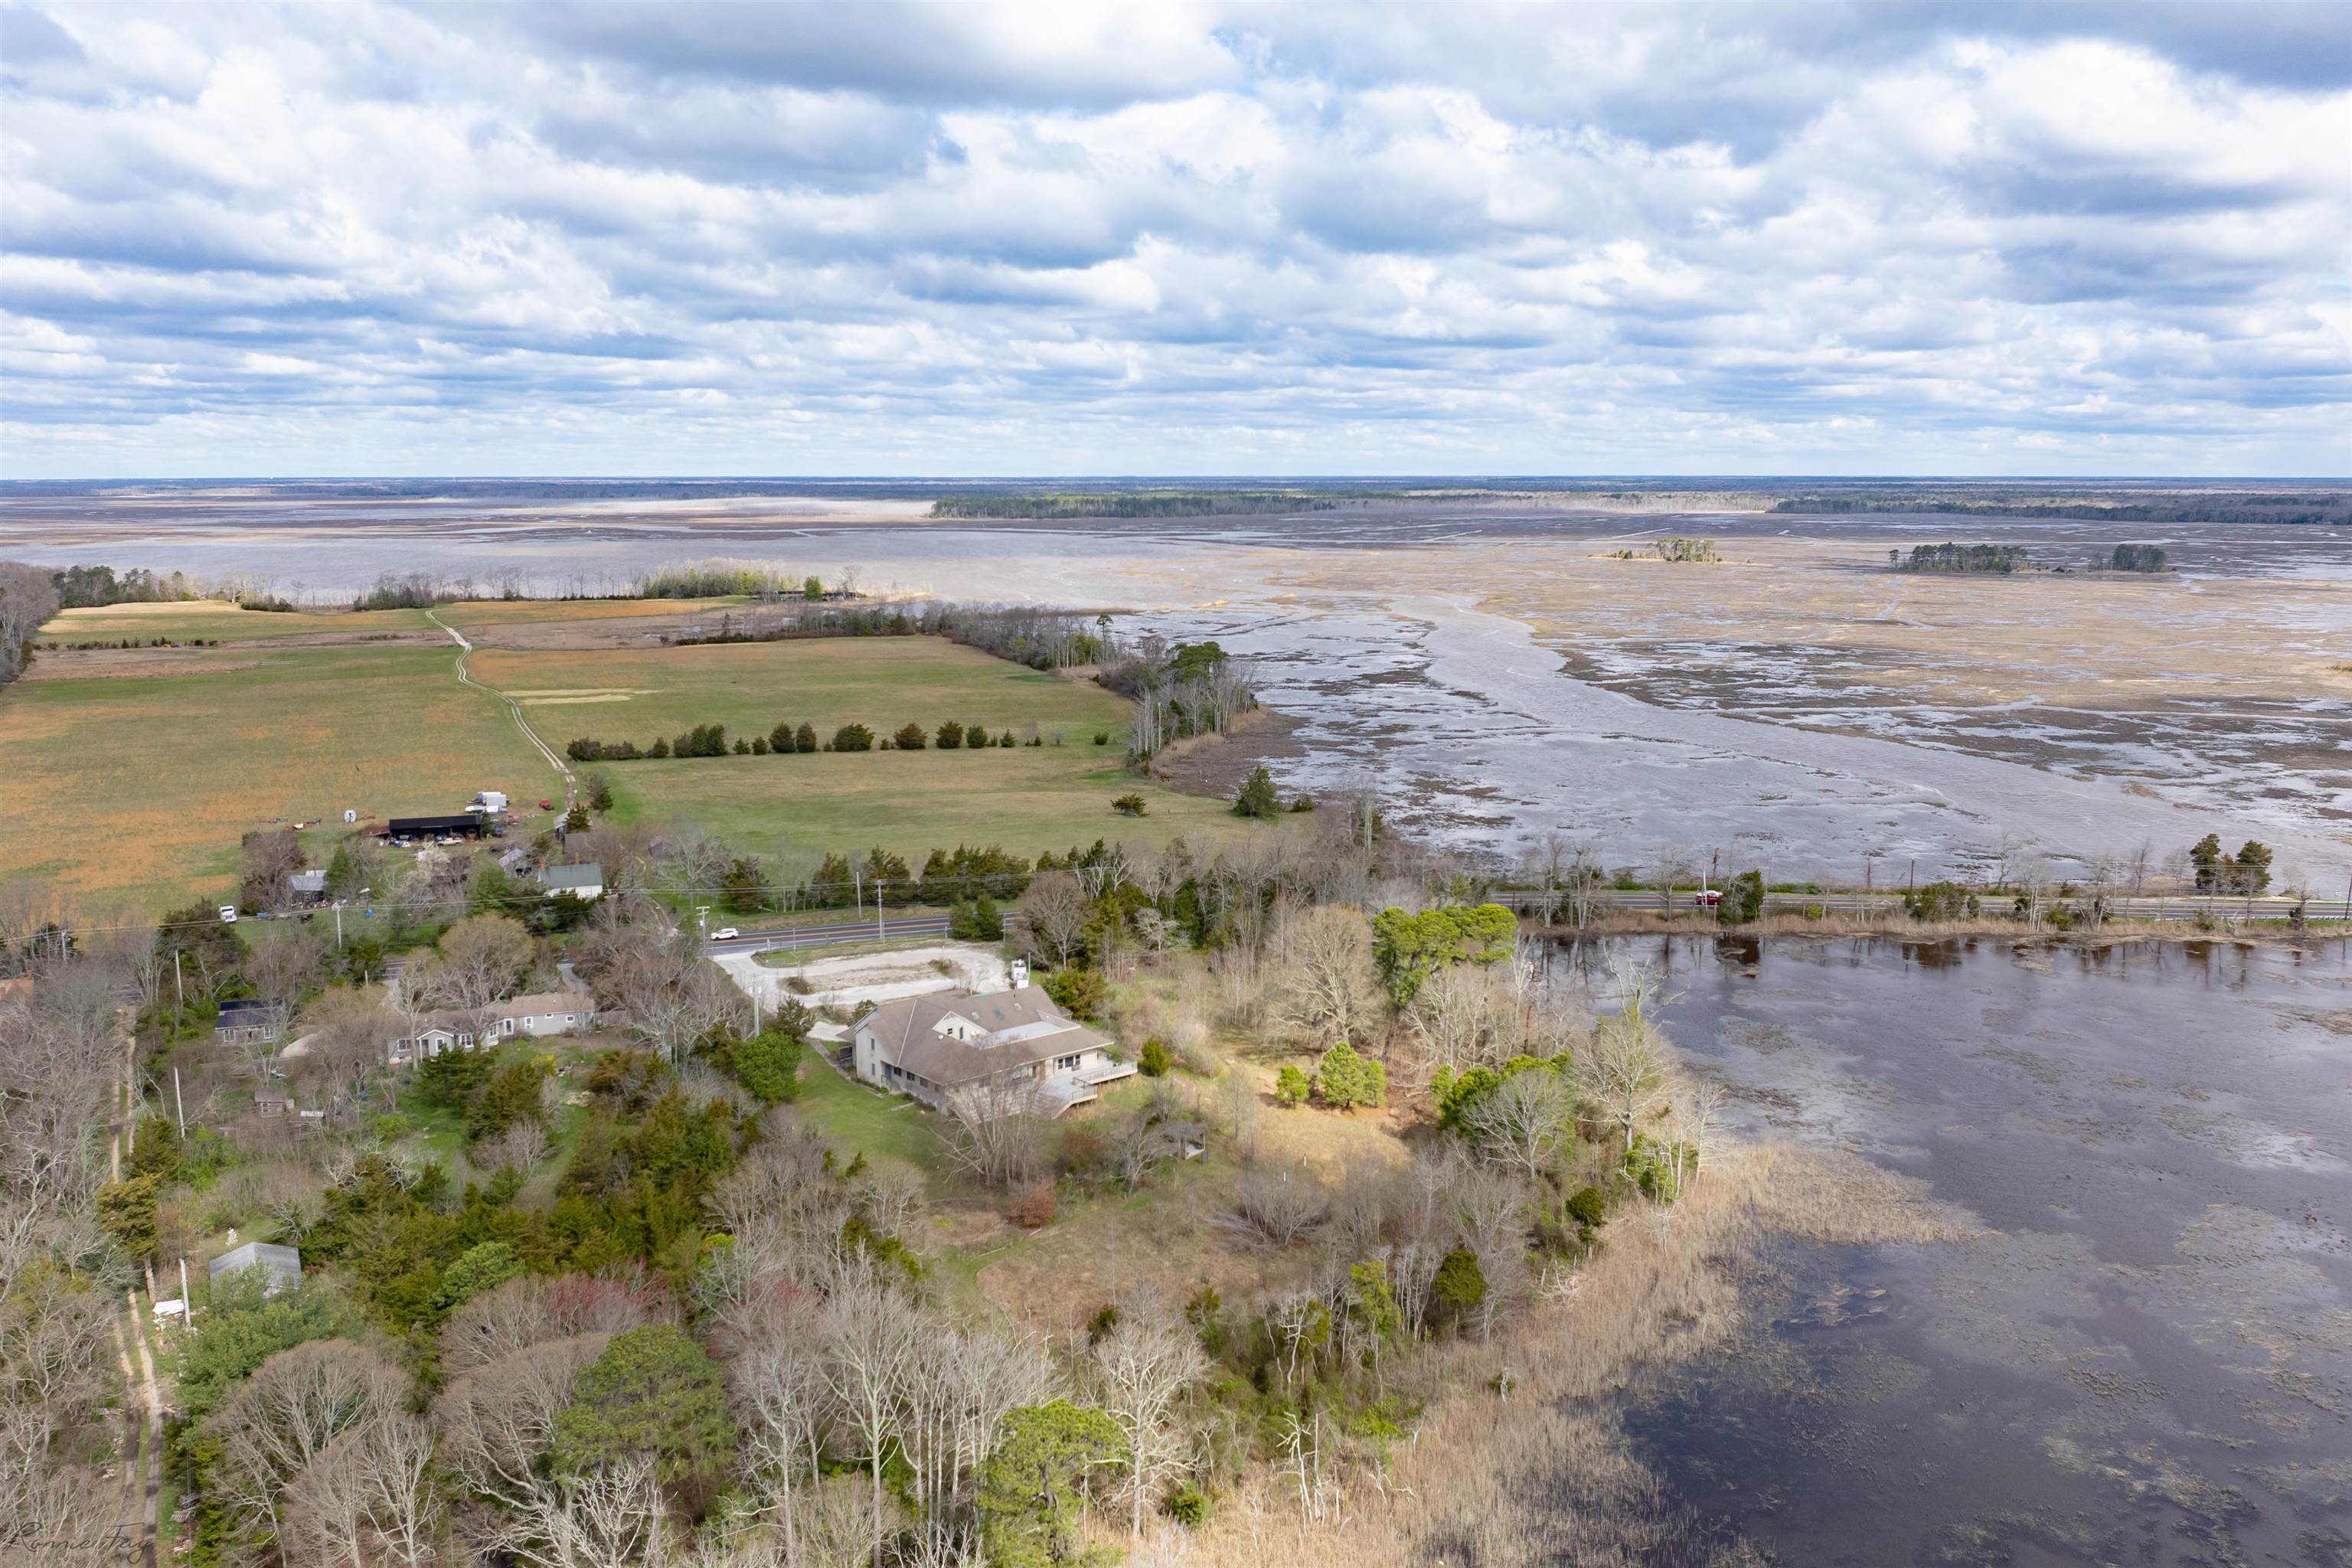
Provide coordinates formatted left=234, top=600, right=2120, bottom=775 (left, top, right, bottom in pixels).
left=433, top=1333, right=632, bottom=1566
left=724, top=1292, right=832, bottom=1566
left=0, top=1411, right=115, bottom=1568
left=1269, top=904, right=1378, bottom=1046
left=609, top=949, right=743, bottom=1063
left=439, top=1276, right=667, bottom=1373
left=1581, top=958, right=1674, bottom=1153
left=1213, top=1162, right=1330, bottom=1248
left=495, top=1119, right=552, bottom=1173
left=282, top=1413, right=441, bottom=1568
left=408, top=913, right=536, bottom=1010
left=0, top=563, right=60, bottom=686
left=1457, top=1066, right=1578, bottom=1182
left=0, top=962, right=121, bottom=1213
left=1106, top=1112, right=1172, bottom=1194
left=942, top=1080, right=1051, bottom=1188
left=822, top=1265, right=923, bottom=1563
left=1021, top=873, right=1090, bottom=969
left=1092, top=1310, right=1205, bottom=1537
left=205, top=1341, right=407, bottom=1550
left=1672, top=1074, right=1730, bottom=1195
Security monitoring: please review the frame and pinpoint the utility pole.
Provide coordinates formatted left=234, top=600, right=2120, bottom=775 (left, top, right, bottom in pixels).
left=173, top=1066, right=186, bottom=1139
left=173, top=951, right=183, bottom=1014
left=877, top=881, right=886, bottom=940
left=334, top=902, right=344, bottom=947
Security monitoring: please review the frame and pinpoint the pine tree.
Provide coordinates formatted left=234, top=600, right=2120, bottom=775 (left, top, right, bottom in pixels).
left=1234, top=766, right=1280, bottom=818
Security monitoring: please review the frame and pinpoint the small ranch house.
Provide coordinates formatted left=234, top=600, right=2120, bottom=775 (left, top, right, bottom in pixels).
left=214, top=998, right=286, bottom=1047
left=853, top=986, right=1133, bottom=1117
left=537, top=862, right=605, bottom=900
left=387, top=989, right=596, bottom=1066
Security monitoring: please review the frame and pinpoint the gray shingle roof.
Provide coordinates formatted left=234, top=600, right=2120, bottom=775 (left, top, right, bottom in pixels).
left=860, top=988, right=1110, bottom=1088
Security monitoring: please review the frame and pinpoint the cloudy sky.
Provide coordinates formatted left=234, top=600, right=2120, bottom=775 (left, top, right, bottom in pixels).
left=3, top=2, right=2347, bottom=479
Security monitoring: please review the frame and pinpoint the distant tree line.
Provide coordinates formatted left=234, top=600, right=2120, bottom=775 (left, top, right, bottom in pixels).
left=928, top=491, right=1342, bottom=519
left=567, top=716, right=1070, bottom=763
left=47, top=564, right=204, bottom=607
left=355, top=572, right=467, bottom=609
left=2109, top=544, right=2168, bottom=572
left=1779, top=492, right=2349, bottom=525
left=635, top=560, right=831, bottom=599
left=1896, top=541, right=2032, bottom=574
left=0, top=560, right=59, bottom=687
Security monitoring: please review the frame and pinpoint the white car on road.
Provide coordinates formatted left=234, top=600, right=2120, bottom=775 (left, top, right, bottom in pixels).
left=710, top=927, right=740, bottom=942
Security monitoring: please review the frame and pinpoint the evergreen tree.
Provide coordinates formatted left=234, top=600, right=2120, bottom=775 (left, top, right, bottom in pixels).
left=550, top=1325, right=737, bottom=1485
left=1315, top=1040, right=1386, bottom=1109
left=1233, top=766, right=1281, bottom=818
left=1432, top=1246, right=1488, bottom=1323
left=977, top=1401, right=1125, bottom=1568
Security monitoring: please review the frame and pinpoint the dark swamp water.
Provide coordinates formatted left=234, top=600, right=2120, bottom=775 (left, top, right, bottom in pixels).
left=1576, top=935, right=2352, bottom=1567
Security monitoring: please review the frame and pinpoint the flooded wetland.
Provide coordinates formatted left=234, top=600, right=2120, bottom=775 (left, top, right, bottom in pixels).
left=1617, top=933, right=2352, bottom=1566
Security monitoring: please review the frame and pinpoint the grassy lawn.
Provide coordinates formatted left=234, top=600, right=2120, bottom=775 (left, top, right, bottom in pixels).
left=467, top=637, right=1259, bottom=868
left=38, top=601, right=436, bottom=643
left=791, top=1059, right=949, bottom=1181
left=469, top=635, right=1125, bottom=745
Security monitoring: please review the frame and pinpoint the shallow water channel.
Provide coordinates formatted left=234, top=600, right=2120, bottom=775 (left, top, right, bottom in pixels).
left=1582, top=935, right=2352, bottom=1566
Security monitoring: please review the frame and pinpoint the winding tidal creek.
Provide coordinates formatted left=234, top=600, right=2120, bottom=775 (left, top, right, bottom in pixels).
left=1596, top=935, right=2352, bottom=1566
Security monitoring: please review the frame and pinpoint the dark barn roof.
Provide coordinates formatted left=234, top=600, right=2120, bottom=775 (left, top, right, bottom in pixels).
left=387, top=814, right=485, bottom=837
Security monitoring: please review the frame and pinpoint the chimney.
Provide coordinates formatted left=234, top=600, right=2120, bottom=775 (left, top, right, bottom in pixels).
left=1009, top=959, right=1030, bottom=990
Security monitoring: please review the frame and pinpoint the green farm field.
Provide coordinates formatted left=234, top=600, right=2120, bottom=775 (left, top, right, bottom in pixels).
left=1, top=639, right=547, bottom=911
left=468, top=636, right=1253, bottom=867
left=5, top=612, right=1254, bottom=912
left=38, top=600, right=437, bottom=644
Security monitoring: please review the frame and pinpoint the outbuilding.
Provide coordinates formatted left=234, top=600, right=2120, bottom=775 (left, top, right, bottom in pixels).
left=387, top=814, right=486, bottom=842
left=210, top=1241, right=302, bottom=1296
left=537, top=862, right=605, bottom=900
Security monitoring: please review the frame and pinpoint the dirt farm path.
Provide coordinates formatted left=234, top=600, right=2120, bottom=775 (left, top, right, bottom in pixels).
left=426, top=607, right=575, bottom=808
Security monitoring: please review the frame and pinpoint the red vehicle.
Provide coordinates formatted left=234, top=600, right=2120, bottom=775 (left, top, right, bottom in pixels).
left=540, top=799, right=554, bottom=811
left=1691, top=888, right=1723, bottom=907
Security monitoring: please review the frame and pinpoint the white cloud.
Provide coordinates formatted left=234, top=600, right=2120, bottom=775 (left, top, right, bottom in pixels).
left=1, top=0, right=2346, bottom=476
